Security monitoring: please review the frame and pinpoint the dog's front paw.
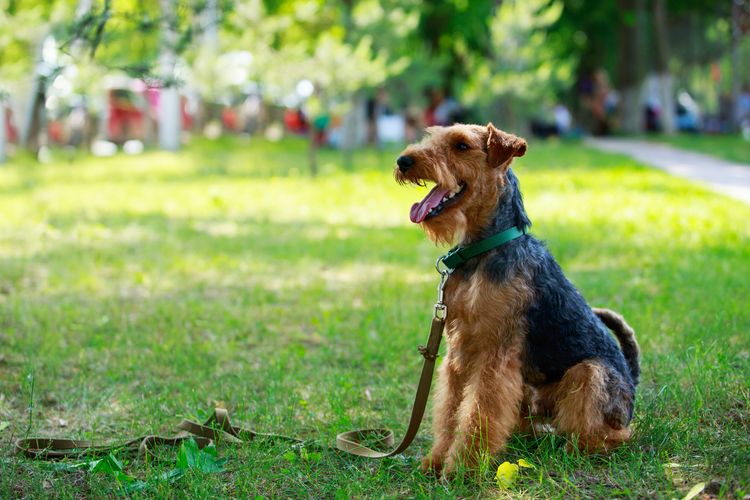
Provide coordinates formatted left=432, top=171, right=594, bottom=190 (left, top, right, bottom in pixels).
left=420, top=454, right=444, bottom=475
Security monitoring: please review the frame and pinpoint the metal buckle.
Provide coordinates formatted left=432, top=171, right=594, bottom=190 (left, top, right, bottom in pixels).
left=433, top=303, right=446, bottom=320
left=433, top=262, right=450, bottom=320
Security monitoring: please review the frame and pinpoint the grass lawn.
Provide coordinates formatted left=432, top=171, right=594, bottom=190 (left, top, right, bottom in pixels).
left=647, top=133, right=750, bottom=164
left=1, top=136, right=748, bottom=498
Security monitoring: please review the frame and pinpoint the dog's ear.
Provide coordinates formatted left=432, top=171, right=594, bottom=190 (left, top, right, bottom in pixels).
left=486, top=123, right=527, bottom=169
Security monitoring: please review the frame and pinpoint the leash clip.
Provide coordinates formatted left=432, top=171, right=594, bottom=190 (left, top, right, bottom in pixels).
left=433, top=262, right=450, bottom=320
left=433, top=302, right=446, bottom=320
left=435, top=253, right=455, bottom=277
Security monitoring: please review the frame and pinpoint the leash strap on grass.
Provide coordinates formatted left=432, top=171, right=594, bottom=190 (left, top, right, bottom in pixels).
left=15, top=317, right=445, bottom=461
left=335, top=316, right=445, bottom=458
left=14, top=408, right=301, bottom=460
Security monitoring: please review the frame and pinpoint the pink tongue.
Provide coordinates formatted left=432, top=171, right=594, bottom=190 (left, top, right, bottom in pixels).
left=410, top=185, right=452, bottom=223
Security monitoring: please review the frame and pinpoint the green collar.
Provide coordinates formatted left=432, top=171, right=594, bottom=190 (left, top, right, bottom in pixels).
left=439, top=226, right=528, bottom=272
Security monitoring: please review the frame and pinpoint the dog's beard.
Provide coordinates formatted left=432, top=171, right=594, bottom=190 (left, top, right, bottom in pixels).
left=422, top=210, right=467, bottom=245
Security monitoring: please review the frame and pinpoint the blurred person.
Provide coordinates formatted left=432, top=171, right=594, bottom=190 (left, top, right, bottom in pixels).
left=283, top=107, right=308, bottom=134
left=434, top=89, right=462, bottom=126
left=221, top=105, right=238, bottom=132
left=404, top=108, right=420, bottom=142
left=676, top=90, right=702, bottom=132
left=4, top=104, right=18, bottom=144
left=108, top=88, right=144, bottom=144
left=241, top=93, right=263, bottom=135
left=591, top=69, right=615, bottom=135
left=719, top=93, right=733, bottom=133
left=530, top=102, right=573, bottom=139
left=740, top=84, right=750, bottom=140
left=424, top=87, right=438, bottom=126
left=554, top=103, right=573, bottom=135
left=739, top=84, right=750, bottom=122
left=579, top=69, right=616, bottom=135
left=644, top=96, right=662, bottom=132
left=424, top=87, right=462, bottom=127
left=68, top=98, right=87, bottom=147
left=181, top=95, right=193, bottom=132
left=366, top=87, right=392, bottom=144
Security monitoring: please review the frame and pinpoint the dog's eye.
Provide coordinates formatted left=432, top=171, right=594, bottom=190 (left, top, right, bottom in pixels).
left=455, top=142, right=470, bottom=151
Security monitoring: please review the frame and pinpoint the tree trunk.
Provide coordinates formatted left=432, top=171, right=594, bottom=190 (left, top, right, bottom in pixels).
left=21, top=79, right=46, bottom=154
left=341, top=94, right=363, bottom=171
left=617, top=0, right=643, bottom=134
left=158, top=0, right=181, bottom=151
left=653, top=0, right=676, bottom=135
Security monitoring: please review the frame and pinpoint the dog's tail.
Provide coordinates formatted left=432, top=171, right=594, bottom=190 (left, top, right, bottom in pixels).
left=593, top=307, right=640, bottom=385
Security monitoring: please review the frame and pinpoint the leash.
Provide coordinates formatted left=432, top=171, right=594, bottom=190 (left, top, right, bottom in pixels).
left=15, top=225, right=525, bottom=461
left=14, top=408, right=304, bottom=459
left=14, top=272, right=450, bottom=461
left=335, top=224, right=527, bottom=455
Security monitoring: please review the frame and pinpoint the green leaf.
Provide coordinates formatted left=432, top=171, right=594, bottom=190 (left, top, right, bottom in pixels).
left=0, top=422, right=9, bottom=432
left=176, top=438, right=227, bottom=473
left=89, top=453, right=124, bottom=474
left=496, top=461, right=519, bottom=489
left=122, top=478, right=150, bottom=494
left=159, top=468, right=186, bottom=483
left=682, top=482, right=705, bottom=500
left=176, top=438, right=201, bottom=470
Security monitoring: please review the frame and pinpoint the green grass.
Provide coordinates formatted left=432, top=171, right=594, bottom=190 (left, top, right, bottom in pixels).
left=1, top=136, right=748, bottom=498
left=647, top=133, right=750, bottom=164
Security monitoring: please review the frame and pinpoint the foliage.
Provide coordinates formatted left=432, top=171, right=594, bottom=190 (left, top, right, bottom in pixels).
left=219, top=0, right=411, bottom=109
left=0, top=138, right=748, bottom=497
left=0, top=0, right=77, bottom=89
left=463, top=0, right=571, bottom=122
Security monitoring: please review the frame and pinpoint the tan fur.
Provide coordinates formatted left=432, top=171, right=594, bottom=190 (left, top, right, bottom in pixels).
left=395, top=124, right=632, bottom=475
left=420, top=272, right=531, bottom=473
left=549, top=360, right=632, bottom=451
left=395, top=124, right=525, bottom=244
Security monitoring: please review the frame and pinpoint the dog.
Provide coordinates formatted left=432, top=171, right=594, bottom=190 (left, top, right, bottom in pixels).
left=394, top=123, right=640, bottom=475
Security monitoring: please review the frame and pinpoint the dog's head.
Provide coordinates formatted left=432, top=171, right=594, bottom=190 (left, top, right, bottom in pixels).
left=394, top=123, right=527, bottom=244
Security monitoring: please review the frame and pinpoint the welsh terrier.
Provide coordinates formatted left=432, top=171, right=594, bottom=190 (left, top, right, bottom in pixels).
left=394, top=123, right=640, bottom=474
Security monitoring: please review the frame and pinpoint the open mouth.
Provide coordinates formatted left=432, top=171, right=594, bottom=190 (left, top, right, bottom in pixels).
left=410, top=183, right=466, bottom=223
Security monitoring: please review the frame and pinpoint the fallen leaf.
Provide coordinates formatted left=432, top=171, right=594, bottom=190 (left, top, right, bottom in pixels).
left=517, top=458, right=535, bottom=469
left=682, top=482, right=705, bottom=500
left=496, top=461, right=519, bottom=489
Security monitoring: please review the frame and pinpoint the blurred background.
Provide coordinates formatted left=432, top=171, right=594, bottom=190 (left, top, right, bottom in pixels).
left=0, top=0, right=748, bottom=168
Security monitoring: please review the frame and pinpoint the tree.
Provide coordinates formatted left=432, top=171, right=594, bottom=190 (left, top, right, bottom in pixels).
left=221, top=0, right=412, bottom=174
left=653, top=0, right=676, bottom=134
left=463, top=0, right=571, bottom=128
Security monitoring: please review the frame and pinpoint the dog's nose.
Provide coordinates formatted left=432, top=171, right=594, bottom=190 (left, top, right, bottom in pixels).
left=397, top=155, right=414, bottom=173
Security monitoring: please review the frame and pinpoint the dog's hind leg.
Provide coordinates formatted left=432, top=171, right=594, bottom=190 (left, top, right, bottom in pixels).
left=421, top=354, right=466, bottom=473
left=443, top=347, right=524, bottom=473
left=551, top=360, right=633, bottom=451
